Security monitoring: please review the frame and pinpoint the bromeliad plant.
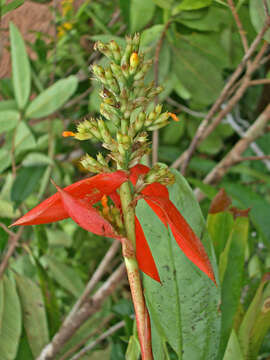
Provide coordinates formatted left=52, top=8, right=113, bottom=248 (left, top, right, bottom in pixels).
left=12, top=34, right=216, bottom=359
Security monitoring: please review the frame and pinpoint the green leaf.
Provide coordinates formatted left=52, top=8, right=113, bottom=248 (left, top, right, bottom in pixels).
left=2, top=0, right=24, bottom=16
left=137, top=169, right=220, bottom=359
left=15, top=328, right=34, bottom=360
left=250, top=0, right=270, bottom=42
left=177, top=5, right=229, bottom=32
left=130, top=0, right=156, bottom=33
left=223, top=330, right=244, bottom=360
left=9, top=22, right=31, bottom=109
left=0, top=275, right=22, bottom=360
left=173, top=0, right=212, bottom=13
left=0, top=110, right=20, bottom=132
left=224, top=183, right=270, bottom=244
left=11, top=166, right=46, bottom=207
left=162, top=119, right=185, bottom=145
left=239, top=277, right=270, bottom=359
left=22, top=153, right=54, bottom=167
left=0, top=100, right=17, bottom=111
left=5, top=122, right=36, bottom=157
left=126, top=335, right=141, bottom=360
left=171, top=35, right=223, bottom=105
left=0, top=199, right=20, bottom=218
left=43, top=255, right=84, bottom=297
left=15, top=274, right=49, bottom=358
left=25, top=76, right=78, bottom=119
left=207, top=211, right=234, bottom=260
left=218, top=217, right=249, bottom=358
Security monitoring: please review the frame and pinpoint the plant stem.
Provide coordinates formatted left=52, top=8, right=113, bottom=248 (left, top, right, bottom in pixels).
left=119, top=181, right=153, bottom=360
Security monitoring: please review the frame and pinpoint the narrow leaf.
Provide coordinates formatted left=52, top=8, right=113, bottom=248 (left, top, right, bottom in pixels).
left=15, top=273, right=49, bottom=358
left=135, top=217, right=160, bottom=282
left=25, top=76, right=78, bottom=119
left=43, top=256, right=84, bottom=297
left=10, top=22, right=31, bottom=109
left=0, top=275, right=22, bottom=360
left=218, top=217, right=249, bottom=358
left=223, top=330, right=244, bottom=360
left=55, top=183, right=122, bottom=240
left=12, top=171, right=127, bottom=226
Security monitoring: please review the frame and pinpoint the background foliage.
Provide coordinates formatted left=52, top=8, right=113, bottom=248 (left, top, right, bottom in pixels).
left=0, top=0, right=270, bottom=359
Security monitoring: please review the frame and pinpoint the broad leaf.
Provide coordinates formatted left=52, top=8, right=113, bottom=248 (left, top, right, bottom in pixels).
left=0, top=275, right=22, bottom=360
left=137, top=169, right=220, bottom=359
left=171, top=35, right=223, bottom=105
left=250, top=0, right=270, bottom=42
left=15, top=273, right=49, bottom=358
left=130, top=0, right=156, bottom=33
left=173, top=0, right=212, bottom=13
left=25, top=76, right=78, bottom=119
left=10, top=22, right=31, bottom=109
left=11, top=166, right=46, bottom=207
left=0, top=110, right=20, bottom=132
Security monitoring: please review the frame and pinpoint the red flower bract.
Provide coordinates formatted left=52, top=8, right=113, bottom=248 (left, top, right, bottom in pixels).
left=11, top=166, right=216, bottom=284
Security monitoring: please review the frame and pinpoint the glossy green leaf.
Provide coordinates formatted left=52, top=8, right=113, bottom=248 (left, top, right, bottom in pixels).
left=0, top=110, right=20, bottom=132
left=11, top=166, right=46, bottom=207
left=0, top=275, right=22, bottom=360
left=130, top=0, right=156, bottom=33
left=10, top=22, right=31, bottom=109
left=43, top=255, right=84, bottom=297
left=15, top=273, right=49, bottom=358
left=250, top=0, right=270, bottom=42
left=223, top=330, right=244, bottom=360
left=218, top=217, right=249, bottom=358
left=25, top=76, right=78, bottom=119
left=173, top=0, right=212, bottom=13
left=137, top=169, right=220, bottom=359
left=171, top=35, right=223, bottom=105
left=207, top=212, right=234, bottom=260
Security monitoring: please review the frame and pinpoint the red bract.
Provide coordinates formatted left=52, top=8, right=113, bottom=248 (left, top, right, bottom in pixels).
left=12, top=166, right=216, bottom=284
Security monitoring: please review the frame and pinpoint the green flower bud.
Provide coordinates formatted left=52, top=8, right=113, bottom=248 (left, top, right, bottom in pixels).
left=109, top=40, right=121, bottom=63
left=91, top=64, right=106, bottom=84
left=97, top=118, right=113, bottom=144
left=80, top=154, right=104, bottom=173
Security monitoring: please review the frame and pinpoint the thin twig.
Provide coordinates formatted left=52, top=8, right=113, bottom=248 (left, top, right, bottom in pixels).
left=63, top=86, right=93, bottom=109
left=0, top=222, right=15, bottom=237
left=195, top=103, right=270, bottom=201
left=234, top=155, right=270, bottom=163
left=67, top=240, right=120, bottom=319
left=175, top=15, right=270, bottom=173
left=0, top=227, right=24, bottom=279
left=166, top=97, right=207, bottom=118
left=59, top=314, right=114, bottom=360
left=37, top=263, right=126, bottom=360
left=152, top=21, right=171, bottom=165
left=225, top=108, right=270, bottom=170
left=70, top=320, right=125, bottom=360
left=227, top=0, right=249, bottom=54
left=249, top=78, right=270, bottom=86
